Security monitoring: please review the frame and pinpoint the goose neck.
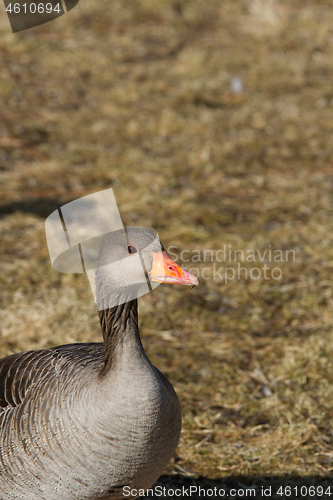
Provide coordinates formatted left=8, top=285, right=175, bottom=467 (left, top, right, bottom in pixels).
left=98, top=299, right=142, bottom=375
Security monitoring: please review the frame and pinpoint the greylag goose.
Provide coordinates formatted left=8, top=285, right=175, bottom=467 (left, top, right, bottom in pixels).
left=0, top=228, right=199, bottom=500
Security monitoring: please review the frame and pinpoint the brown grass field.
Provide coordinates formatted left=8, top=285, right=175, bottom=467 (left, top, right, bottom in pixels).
left=1, top=0, right=333, bottom=498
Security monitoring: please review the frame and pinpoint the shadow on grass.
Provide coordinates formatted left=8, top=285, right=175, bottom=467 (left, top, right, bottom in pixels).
left=0, top=197, right=74, bottom=218
left=141, top=474, right=333, bottom=499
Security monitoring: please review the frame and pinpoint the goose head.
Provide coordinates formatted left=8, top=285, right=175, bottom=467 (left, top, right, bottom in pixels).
left=95, top=228, right=199, bottom=310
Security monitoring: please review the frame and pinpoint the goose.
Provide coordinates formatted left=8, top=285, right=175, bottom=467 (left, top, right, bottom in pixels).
left=0, top=228, right=199, bottom=500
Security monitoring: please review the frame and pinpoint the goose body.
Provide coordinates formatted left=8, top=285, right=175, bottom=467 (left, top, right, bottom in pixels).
left=0, top=229, right=198, bottom=500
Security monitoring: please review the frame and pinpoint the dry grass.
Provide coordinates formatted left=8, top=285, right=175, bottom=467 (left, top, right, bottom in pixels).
left=1, top=0, right=333, bottom=496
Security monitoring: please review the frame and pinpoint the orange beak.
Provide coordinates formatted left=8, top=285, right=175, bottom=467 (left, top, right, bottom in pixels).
left=149, top=251, right=199, bottom=287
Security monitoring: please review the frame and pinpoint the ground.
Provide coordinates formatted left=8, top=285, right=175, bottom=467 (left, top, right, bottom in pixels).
left=0, top=0, right=333, bottom=498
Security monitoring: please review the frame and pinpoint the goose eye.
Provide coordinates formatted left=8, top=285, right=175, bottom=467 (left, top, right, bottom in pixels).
left=127, top=245, right=138, bottom=255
